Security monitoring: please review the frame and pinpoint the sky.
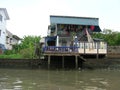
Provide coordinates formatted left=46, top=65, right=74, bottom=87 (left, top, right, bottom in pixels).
left=0, top=0, right=120, bottom=38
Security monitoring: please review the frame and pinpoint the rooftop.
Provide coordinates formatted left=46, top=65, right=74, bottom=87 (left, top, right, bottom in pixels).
left=50, top=15, right=99, bottom=20
left=50, top=15, right=99, bottom=26
left=0, top=8, right=10, bottom=20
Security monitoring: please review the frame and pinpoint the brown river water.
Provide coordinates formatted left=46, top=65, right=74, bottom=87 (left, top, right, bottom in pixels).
left=0, top=68, right=120, bottom=90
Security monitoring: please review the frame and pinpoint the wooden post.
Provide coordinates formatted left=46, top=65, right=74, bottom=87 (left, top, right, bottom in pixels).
left=75, top=55, right=78, bottom=69
left=97, top=42, right=99, bottom=59
left=62, top=56, right=64, bottom=69
left=48, top=55, right=51, bottom=69
left=84, top=42, right=85, bottom=54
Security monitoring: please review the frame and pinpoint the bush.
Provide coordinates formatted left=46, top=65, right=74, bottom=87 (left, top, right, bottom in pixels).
left=0, top=54, right=23, bottom=59
left=4, top=50, right=14, bottom=55
left=19, top=48, right=34, bottom=59
left=0, top=36, right=41, bottom=59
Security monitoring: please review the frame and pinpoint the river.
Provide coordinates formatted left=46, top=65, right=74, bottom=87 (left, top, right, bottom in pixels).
left=0, top=68, right=120, bottom=90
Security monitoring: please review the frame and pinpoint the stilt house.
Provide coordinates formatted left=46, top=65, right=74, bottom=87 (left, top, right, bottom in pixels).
left=40, top=15, right=107, bottom=69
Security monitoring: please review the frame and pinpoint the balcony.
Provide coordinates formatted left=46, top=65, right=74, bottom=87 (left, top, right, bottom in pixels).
left=43, top=41, right=107, bottom=55
left=43, top=46, right=79, bottom=53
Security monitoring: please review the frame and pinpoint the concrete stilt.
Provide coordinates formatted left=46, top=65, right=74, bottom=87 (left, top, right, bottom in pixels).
left=96, top=54, right=99, bottom=59
left=48, top=55, right=51, bottom=69
left=62, top=56, right=64, bottom=69
left=96, top=42, right=99, bottom=59
left=75, top=55, right=78, bottom=69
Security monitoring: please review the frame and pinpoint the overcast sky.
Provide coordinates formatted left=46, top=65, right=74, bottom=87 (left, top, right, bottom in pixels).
left=0, top=0, right=120, bottom=38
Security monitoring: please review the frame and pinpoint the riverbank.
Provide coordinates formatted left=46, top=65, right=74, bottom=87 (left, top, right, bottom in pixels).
left=84, top=58, right=120, bottom=70
left=0, top=59, right=42, bottom=69
left=84, top=50, right=120, bottom=69
left=0, top=57, right=120, bottom=70
left=107, top=46, right=120, bottom=59
left=0, top=46, right=120, bottom=69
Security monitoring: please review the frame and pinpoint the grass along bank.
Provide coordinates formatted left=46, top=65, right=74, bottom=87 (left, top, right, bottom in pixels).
left=0, top=54, right=23, bottom=59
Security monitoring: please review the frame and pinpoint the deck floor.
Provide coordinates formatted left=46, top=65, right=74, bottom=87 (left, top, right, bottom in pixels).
left=43, top=51, right=80, bottom=56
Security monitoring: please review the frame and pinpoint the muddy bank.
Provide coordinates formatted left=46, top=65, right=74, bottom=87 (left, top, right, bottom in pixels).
left=83, top=46, right=120, bottom=69
left=83, top=58, right=120, bottom=70
left=107, top=46, right=120, bottom=58
left=0, top=59, right=42, bottom=69
left=0, top=58, right=120, bottom=69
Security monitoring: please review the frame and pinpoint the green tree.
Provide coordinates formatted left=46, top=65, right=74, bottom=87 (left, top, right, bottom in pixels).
left=92, top=29, right=120, bottom=46
left=4, top=35, right=41, bottom=59
left=19, top=35, right=41, bottom=58
left=20, top=36, right=40, bottom=49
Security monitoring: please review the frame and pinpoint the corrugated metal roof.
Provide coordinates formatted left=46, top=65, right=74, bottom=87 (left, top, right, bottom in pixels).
left=50, top=15, right=99, bottom=20
left=50, top=15, right=99, bottom=26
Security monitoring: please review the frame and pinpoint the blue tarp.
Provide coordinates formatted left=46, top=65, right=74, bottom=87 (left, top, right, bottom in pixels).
left=0, top=44, right=6, bottom=52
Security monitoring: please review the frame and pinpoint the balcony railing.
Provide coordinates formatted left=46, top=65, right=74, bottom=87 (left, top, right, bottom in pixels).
left=42, top=42, right=107, bottom=54
left=43, top=46, right=79, bottom=53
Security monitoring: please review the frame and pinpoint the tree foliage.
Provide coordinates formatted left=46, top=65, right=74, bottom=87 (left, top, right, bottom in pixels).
left=4, top=35, right=41, bottom=59
left=92, top=29, right=120, bottom=46
left=19, top=36, right=41, bottom=58
left=20, top=36, right=40, bottom=49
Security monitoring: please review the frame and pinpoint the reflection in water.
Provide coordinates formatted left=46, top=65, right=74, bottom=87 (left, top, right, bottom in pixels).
left=0, top=69, right=120, bottom=90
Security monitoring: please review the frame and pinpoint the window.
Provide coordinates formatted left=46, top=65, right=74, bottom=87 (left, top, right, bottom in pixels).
left=0, top=15, right=2, bottom=22
left=10, top=38, right=12, bottom=43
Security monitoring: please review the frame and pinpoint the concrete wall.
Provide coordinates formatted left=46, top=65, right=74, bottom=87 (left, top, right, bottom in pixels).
left=107, top=46, right=120, bottom=58
left=0, top=59, right=42, bottom=68
left=108, top=46, right=120, bottom=53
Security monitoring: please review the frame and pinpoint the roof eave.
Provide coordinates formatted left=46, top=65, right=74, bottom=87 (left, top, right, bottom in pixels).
left=50, top=15, right=99, bottom=20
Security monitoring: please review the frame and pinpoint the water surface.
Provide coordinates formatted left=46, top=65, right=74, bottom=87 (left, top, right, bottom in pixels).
left=0, top=69, right=120, bottom=90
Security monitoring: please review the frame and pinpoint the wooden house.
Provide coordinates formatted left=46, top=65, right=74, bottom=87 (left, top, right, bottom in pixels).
left=40, top=15, right=107, bottom=69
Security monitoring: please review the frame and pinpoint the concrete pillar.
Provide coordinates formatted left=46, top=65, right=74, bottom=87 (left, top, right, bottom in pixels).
left=75, top=55, right=78, bottom=69
left=62, top=56, right=64, bottom=69
left=48, top=55, right=51, bottom=69
left=96, top=42, right=99, bottom=59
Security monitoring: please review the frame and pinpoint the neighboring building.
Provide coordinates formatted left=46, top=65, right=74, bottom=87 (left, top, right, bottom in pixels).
left=0, top=8, right=20, bottom=52
left=0, top=8, right=9, bottom=52
left=6, top=30, right=12, bottom=50
left=12, top=35, right=21, bottom=45
left=6, top=30, right=21, bottom=50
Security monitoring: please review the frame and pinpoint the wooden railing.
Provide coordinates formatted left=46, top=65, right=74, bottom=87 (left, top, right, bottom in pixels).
left=43, top=42, right=107, bottom=54
left=78, top=42, right=107, bottom=54
left=78, top=42, right=107, bottom=49
left=43, top=46, right=79, bottom=53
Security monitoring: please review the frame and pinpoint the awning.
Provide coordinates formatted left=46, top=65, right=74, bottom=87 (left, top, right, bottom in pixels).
left=94, top=26, right=102, bottom=32
left=46, top=36, right=57, bottom=41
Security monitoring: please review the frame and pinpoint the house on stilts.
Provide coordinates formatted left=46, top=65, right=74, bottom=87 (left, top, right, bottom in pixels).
left=40, top=15, right=107, bottom=69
